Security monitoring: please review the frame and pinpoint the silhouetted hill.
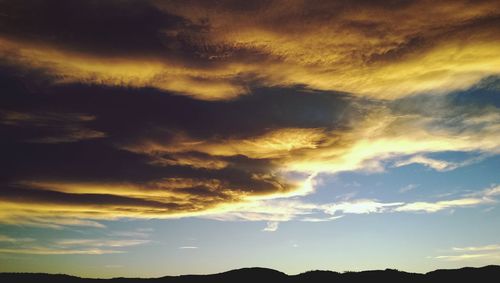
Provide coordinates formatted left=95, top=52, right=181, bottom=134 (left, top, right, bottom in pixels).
left=2, top=265, right=500, bottom=283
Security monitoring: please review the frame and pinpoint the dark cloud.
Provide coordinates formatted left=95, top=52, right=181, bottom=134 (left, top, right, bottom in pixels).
left=0, top=0, right=273, bottom=68
left=0, top=0, right=185, bottom=57
left=0, top=186, right=182, bottom=210
left=0, top=62, right=357, bottom=141
left=0, top=0, right=499, bottom=225
left=1, top=0, right=499, bottom=100
left=0, top=64, right=361, bottom=220
left=0, top=110, right=105, bottom=143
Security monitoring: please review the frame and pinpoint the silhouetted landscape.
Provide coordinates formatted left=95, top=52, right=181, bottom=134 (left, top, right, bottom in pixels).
left=2, top=265, right=500, bottom=283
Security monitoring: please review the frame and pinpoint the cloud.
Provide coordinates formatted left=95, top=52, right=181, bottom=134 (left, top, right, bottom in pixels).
left=395, top=198, right=490, bottom=213
left=0, top=110, right=106, bottom=143
left=55, top=239, right=150, bottom=248
left=0, top=1, right=499, bottom=228
left=300, top=216, right=344, bottom=222
left=203, top=199, right=318, bottom=222
left=262, top=221, right=279, bottom=232
left=202, top=197, right=403, bottom=223
left=394, top=154, right=490, bottom=172
left=1, top=1, right=500, bottom=100
left=452, top=244, right=500, bottom=252
left=394, top=155, right=459, bottom=171
left=399, top=184, right=419, bottom=193
left=435, top=243, right=500, bottom=261
left=396, top=185, right=500, bottom=213
left=0, top=232, right=150, bottom=255
left=435, top=253, right=500, bottom=261
left=323, top=200, right=403, bottom=215
left=179, top=246, right=198, bottom=249
left=0, top=247, right=124, bottom=255
left=0, top=214, right=106, bottom=229
left=125, top=127, right=326, bottom=159
left=468, top=185, right=500, bottom=198
left=1, top=88, right=499, bottom=226
left=0, top=235, right=34, bottom=243
left=202, top=184, right=500, bottom=222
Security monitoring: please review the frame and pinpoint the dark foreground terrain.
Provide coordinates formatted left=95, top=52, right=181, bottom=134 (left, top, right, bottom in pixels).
left=2, top=265, right=499, bottom=283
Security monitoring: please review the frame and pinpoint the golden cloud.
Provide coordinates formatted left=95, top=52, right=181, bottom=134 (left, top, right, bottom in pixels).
left=1, top=0, right=499, bottom=228
left=0, top=38, right=248, bottom=100
left=127, top=99, right=500, bottom=176
left=2, top=98, right=498, bottom=227
left=1, top=0, right=499, bottom=100
left=124, top=127, right=326, bottom=159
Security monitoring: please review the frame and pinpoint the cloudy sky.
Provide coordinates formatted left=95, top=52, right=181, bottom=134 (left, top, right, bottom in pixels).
left=1, top=0, right=500, bottom=278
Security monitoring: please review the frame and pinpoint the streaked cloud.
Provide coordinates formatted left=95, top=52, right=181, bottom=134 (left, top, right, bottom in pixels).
left=0, top=214, right=106, bottom=229
left=0, top=235, right=34, bottom=243
left=396, top=185, right=499, bottom=213
left=452, top=244, right=500, bottom=252
left=395, top=198, right=490, bottom=213
left=435, top=253, right=500, bottom=262
left=0, top=247, right=124, bottom=255
left=179, top=246, right=198, bottom=249
left=0, top=233, right=150, bottom=256
left=394, top=154, right=490, bottom=172
left=55, top=239, right=150, bottom=248
left=300, top=216, right=344, bottom=223
left=435, top=243, right=500, bottom=262
left=0, top=110, right=106, bottom=143
left=203, top=184, right=500, bottom=222
left=467, top=185, right=500, bottom=198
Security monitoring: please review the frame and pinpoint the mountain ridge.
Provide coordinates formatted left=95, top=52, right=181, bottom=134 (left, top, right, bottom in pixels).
left=2, top=265, right=499, bottom=282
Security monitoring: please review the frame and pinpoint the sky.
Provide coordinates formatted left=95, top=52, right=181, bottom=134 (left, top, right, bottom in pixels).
left=1, top=0, right=500, bottom=278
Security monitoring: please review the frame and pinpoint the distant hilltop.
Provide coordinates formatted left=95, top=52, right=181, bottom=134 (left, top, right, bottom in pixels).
left=2, top=265, right=500, bottom=283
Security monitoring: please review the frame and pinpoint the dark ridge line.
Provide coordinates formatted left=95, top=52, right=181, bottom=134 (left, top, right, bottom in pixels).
left=1, top=265, right=500, bottom=282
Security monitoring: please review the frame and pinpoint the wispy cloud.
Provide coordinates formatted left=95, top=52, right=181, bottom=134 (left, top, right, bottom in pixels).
left=0, top=232, right=150, bottom=256
left=435, top=243, right=500, bottom=261
left=300, top=216, right=344, bottom=222
left=179, top=246, right=198, bottom=249
left=394, top=155, right=460, bottom=171
left=55, top=239, right=150, bottom=248
left=466, top=185, right=500, bottom=198
left=396, top=185, right=499, bottom=213
left=452, top=244, right=500, bottom=252
left=262, top=221, right=279, bottom=232
left=394, top=198, right=491, bottom=213
left=109, top=228, right=153, bottom=239
left=399, top=184, right=419, bottom=193
left=0, top=235, right=35, bottom=243
left=394, top=154, right=490, bottom=172
left=0, top=247, right=124, bottom=255
left=435, top=253, right=500, bottom=261
left=203, top=184, right=500, bottom=222
left=0, top=110, right=106, bottom=144
left=0, top=215, right=106, bottom=230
